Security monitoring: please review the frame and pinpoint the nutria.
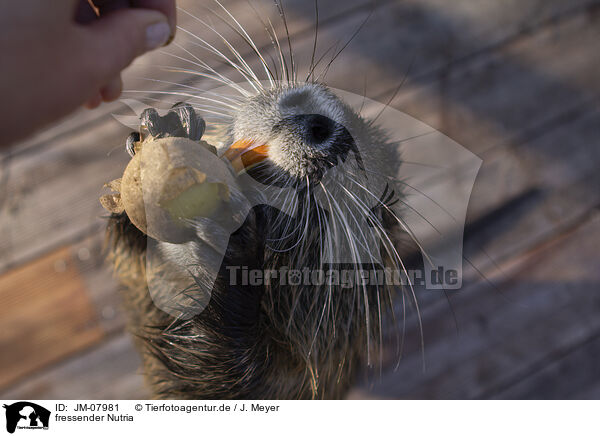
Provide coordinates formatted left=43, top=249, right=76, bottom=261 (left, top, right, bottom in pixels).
left=105, top=2, right=416, bottom=399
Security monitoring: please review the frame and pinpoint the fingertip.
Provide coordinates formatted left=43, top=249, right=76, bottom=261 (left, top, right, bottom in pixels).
left=145, top=20, right=171, bottom=50
left=81, top=8, right=169, bottom=82
left=85, top=93, right=103, bottom=109
left=101, top=76, right=123, bottom=102
left=132, top=0, right=177, bottom=40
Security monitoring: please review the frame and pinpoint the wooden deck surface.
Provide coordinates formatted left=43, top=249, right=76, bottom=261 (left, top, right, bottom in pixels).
left=0, top=0, right=598, bottom=399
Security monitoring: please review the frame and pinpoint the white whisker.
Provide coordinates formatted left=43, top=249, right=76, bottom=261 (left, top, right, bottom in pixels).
left=211, top=0, right=276, bottom=87
left=130, top=77, right=240, bottom=110
left=122, top=90, right=234, bottom=118
left=338, top=181, right=425, bottom=367
left=177, top=24, right=261, bottom=93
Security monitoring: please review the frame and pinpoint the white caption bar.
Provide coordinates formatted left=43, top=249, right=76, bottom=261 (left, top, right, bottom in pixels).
left=1, top=400, right=598, bottom=435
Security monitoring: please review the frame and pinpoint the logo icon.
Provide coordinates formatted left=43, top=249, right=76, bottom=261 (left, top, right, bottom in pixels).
left=3, top=402, right=50, bottom=434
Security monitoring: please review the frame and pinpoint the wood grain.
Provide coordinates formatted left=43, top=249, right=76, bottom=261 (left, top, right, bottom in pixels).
left=0, top=334, right=147, bottom=400
left=0, top=247, right=105, bottom=390
left=350, top=213, right=600, bottom=399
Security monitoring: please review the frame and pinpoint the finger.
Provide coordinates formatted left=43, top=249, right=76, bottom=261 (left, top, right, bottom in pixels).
left=85, top=92, right=103, bottom=109
left=131, top=0, right=176, bottom=42
left=79, top=8, right=170, bottom=83
left=100, top=75, right=123, bottom=102
left=76, top=1, right=175, bottom=42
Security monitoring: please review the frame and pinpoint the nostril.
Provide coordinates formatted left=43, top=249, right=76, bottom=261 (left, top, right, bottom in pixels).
left=305, top=114, right=334, bottom=145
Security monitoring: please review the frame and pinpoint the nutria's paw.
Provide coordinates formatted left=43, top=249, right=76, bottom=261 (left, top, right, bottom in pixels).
left=139, top=102, right=206, bottom=142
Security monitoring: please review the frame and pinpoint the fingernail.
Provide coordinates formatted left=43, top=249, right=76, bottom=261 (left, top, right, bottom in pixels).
left=146, top=21, right=171, bottom=50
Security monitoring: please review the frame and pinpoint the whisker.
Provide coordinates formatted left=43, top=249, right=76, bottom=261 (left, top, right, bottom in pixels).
left=319, top=182, right=373, bottom=366
left=307, top=0, right=319, bottom=83
left=345, top=174, right=435, bottom=267
left=177, top=23, right=261, bottom=93
left=138, top=96, right=233, bottom=118
left=156, top=46, right=251, bottom=96
left=338, top=181, right=425, bottom=368
left=130, top=76, right=240, bottom=110
left=243, top=0, right=283, bottom=82
left=339, top=188, right=386, bottom=374
left=316, top=5, right=375, bottom=83
left=368, top=52, right=416, bottom=127
left=273, top=0, right=295, bottom=83
left=179, top=7, right=263, bottom=88
left=306, top=41, right=339, bottom=83
left=358, top=76, right=368, bottom=116
left=210, top=0, right=276, bottom=86
left=122, top=90, right=234, bottom=118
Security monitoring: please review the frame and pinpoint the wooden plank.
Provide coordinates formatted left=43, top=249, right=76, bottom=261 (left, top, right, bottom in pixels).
left=0, top=334, right=148, bottom=400
left=366, top=24, right=600, bottom=282
left=461, top=105, right=600, bottom=271
left=0, top=119, right=132, bottom=274
left=390, top=12, right=600, bottom=156
left=0, top=246, right=105, bottom=389
left=7, top=0, right=582, bottom=155
left=71, top=234, right=127, bottom=335
left=368, top=100, right=600, bottom=299
left=571, top=379, right=600, bottom=400
left=350, top=212, right=600, bottom=399
left=312, top=0, right=599, bottom=99
left=490, top=334, right=600, bottom=399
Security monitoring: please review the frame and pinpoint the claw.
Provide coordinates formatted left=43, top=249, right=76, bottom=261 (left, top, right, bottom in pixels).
left=138, top=104, right=206, bottom=141
left=169, top=102, right=206, bottom=141
left=126, top=132, right=140, bottom=157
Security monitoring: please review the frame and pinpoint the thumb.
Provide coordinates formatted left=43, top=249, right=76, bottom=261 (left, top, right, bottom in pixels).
left=81, top=8, right=172, bottom=83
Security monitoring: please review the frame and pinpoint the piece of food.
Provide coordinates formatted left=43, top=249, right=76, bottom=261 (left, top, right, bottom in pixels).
left=102, top=136, right=237, bottom=243
left=158, top=167, right=229, bottom=221
left=99, top=178, right=124, bottom=214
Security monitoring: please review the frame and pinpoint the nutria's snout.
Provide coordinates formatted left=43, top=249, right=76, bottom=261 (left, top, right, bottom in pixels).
left=230, top=84, right=363, bottom=185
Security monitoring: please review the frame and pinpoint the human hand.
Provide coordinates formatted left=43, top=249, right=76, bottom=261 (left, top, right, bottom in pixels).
left=0, top=0, right=176, bottom=147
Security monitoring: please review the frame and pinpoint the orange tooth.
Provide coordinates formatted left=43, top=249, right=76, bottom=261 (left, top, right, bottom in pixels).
left=223, top=138, right=254, bottom=162
left=223, top=139, right=269, bottom=173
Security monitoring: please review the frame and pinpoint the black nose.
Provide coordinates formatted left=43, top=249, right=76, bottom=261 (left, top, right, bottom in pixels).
left=269, top=112, right=363, bottom=185
left=273, top=113, right=337, bottom=148
left=303, top=114, right=335, bottom=146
